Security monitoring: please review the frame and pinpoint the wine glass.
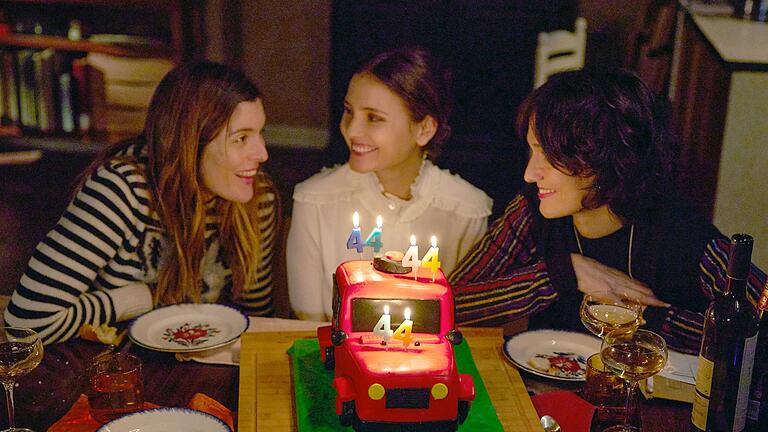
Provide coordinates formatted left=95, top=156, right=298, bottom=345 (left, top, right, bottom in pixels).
left=580, top=295, right=643, bottom=339
left=599, top=329, right=667, bottom=432
left=0, top=327, right=43, bottom=432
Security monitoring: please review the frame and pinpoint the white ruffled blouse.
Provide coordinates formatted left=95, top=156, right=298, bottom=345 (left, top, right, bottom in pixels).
left=286, top=160, right=492, bottom=321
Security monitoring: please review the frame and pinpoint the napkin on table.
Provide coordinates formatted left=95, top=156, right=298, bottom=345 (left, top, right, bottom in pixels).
left=640, top=349, right=697, bottom=402
left=531, top=390, right=596, bottom=432
left=175, top=316, right=328, bottom=365
left=48, top=392, right=234, bottom=432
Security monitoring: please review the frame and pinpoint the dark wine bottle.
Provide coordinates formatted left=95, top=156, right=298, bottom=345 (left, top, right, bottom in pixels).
left=692, top=234, right=759, bottom=432
left=747, top=280, right=768, bottom=431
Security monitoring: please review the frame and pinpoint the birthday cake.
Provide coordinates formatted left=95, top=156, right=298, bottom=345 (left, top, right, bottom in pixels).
left=316, top=258, right=475, bottom=432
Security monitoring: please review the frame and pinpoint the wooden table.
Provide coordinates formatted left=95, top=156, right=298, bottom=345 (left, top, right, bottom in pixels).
left=3, top=323, right=694, bottom=432
left=237, top=327, right=542, bottom=431
left=3, top=338, right=240, bottom=431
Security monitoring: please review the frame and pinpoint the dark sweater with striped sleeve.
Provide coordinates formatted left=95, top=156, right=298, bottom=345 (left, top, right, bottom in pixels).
left=449, top=186, right=767, bottom=354
left=4, top=144, right=277, bottom=345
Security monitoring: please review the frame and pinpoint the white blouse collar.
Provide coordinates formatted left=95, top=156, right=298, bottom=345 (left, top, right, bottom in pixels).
left=351, top=158, right=437, bottom=223
left=376, top=156, right=430, bottom=201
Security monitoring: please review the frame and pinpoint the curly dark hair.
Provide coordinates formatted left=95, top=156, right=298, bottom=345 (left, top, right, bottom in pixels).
left=515, top=69, right=674, bottom=222
left=356, top=46, right=452, bottom=158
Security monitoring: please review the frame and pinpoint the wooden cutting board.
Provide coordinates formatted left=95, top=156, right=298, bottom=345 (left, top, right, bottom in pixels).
left=237, top=327, right=542, bottom=431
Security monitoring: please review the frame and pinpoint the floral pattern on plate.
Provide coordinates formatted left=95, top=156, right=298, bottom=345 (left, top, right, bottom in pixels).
left=503, top=329, right=601, bottom=382
left=162, top=322, right=221, bottom=347
left=129, top=304, right=248, bottom=353
left=527, top=351, right=587, bottom=379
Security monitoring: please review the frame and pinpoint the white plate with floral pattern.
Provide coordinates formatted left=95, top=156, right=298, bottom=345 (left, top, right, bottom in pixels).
left=503, top=329, right=601, bottom=381
left=129, top=304, right=248, bottom=353
left=96, top=407, right=230, bottom=431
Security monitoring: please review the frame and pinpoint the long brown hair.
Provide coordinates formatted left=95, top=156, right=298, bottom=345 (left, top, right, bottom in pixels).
left=80, top=61, right=274, bottom=305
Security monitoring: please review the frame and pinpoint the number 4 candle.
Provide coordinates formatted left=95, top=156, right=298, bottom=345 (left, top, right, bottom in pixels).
left=420, top=235, right=441, bottom=281
left=402, top=235, right=420, bottom=278
left=392, top=307, right=414, bottom=348
left=373, top=304, right=393, bottom=342
left=346, top=211, right=365, bottom=253
left=365, top=215, right=383, bottom=253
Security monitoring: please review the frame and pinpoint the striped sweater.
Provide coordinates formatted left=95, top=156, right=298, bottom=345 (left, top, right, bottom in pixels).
left=449, top=191, right=767, bottom=354
left=4, top=145, right=277, bottom=345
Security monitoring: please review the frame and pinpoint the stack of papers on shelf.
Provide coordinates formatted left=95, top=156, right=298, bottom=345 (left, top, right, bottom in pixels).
left=686, top=0, right=735, bottom=16
left=84, top=52, right=174, bottom=133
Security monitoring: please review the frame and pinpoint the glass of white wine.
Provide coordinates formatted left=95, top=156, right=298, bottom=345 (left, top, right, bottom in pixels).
left=600, top=328, right=667, bottom=432
left=580, top=295, right=643, bottom=339
left=0, top=327, right=43, bottom=432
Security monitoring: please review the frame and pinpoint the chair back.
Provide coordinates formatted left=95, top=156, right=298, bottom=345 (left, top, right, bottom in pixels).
left=534, top=17, right=587, bottom=88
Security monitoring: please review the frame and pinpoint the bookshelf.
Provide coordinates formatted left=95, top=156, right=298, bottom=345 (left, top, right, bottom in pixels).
left=0, top=0, right=205, bottom=150
left=0, top=33, right=173, bottom=58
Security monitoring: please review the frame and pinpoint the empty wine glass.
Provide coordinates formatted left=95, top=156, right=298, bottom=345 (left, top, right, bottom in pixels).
left=580, top=294, right=643, bottom=339
left=600, top=328, right=667, bottom=432
left=0, top=327, right=43, bottom=432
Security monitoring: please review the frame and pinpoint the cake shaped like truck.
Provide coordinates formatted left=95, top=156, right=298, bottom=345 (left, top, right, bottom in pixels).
left=317, top=259, right=475, bottom=432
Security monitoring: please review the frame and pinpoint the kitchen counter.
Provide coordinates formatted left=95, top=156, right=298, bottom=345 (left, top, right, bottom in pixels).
left=685, top=6, right=768, bottom=66
left=670, top=2, right=768, bottom=269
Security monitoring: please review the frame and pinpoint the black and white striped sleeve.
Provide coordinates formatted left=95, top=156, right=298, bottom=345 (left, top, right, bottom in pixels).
left=4, top=161, right=153, bottom=344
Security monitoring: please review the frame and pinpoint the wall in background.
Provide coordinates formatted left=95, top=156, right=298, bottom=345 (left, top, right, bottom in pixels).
left=579, top=0, right=649, bottom=71
left=203, top=1, right=646, bottom=151
left=240, top=0, right=330, bottom=131
left=205, top=0, right=331, bottom=149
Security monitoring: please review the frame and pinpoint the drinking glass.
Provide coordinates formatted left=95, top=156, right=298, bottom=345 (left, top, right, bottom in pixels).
left=583, top=352, right=630, bottom=424
left=600, top=329, right=668, bottom=432
left=580, top=295, right=643, bottom=339
left=86, top=351, right=143, bottom=423
left=0, top=327, right=43, bottom=432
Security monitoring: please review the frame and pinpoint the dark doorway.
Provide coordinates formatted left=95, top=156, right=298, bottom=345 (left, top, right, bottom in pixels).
left=329, top=0, right=578, bottom=217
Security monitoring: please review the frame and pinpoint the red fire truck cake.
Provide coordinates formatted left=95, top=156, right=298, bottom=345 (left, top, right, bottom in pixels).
left=317, top=257, right=475, bottom=432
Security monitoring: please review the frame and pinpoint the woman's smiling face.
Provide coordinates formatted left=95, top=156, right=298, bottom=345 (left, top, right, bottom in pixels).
left=523, top=124, right=594, bottom=219
left=200, top=99, right=268, bottom=203
left=339, top=73, right=430, bottom=180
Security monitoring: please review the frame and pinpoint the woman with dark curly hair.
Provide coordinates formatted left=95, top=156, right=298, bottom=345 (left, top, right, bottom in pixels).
left=449, top=69, right=766, bottom=353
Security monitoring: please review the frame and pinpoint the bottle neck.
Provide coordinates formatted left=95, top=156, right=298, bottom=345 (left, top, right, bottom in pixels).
left=725, top=275, right=748, bottom=299
left=724, top=233, right=754, bottom=299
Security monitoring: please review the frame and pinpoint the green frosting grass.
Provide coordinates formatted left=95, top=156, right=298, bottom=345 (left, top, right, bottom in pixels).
left=287, top=338, right=504, bottom=431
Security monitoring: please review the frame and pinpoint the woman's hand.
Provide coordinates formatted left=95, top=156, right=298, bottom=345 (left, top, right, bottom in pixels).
left=571, top=253, right=670, bottom=307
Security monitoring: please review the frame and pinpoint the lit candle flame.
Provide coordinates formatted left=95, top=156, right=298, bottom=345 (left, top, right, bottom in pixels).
left=353, top=211, right=360, bottom=228
left=431, top=235, right=437, bottom=248
left=384, top=304, right=390, bottom=315
left=410, top=235, right=416, bottom=246
left=376, top=215, right=383, bottom=228
left=404, top=307, right=411, bottom=321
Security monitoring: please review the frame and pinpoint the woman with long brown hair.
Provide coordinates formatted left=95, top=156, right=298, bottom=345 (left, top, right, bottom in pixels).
left=4, top=61, right=279, bottom=344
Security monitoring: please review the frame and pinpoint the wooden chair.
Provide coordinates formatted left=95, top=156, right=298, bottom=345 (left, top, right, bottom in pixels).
left=534, top=17, right=587, bottom=88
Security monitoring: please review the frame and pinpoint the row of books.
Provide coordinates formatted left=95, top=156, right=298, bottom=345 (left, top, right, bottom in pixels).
left=0, top=49, right=173, bottom=135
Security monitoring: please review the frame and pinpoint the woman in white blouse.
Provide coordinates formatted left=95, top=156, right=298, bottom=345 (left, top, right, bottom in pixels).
left=287, top=47, right=492, bottom=321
